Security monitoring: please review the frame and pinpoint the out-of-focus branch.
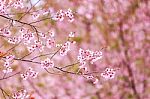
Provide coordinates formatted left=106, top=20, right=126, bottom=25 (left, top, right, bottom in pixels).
left=117, top=0, right=144, bottom=98
left=0, top=86, right=13, bottom=99
left=28, top=79, right=45, bottom=99
left=119, top=20, right=140, bottom=99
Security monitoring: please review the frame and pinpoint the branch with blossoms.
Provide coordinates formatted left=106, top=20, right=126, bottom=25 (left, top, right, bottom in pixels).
left=0, top=0, right=120, bottom=98
left=0, top=14, right=40, bottom=41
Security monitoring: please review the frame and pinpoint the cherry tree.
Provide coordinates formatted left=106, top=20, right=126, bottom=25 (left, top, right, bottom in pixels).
left=0, top=0, right=149, bottom=99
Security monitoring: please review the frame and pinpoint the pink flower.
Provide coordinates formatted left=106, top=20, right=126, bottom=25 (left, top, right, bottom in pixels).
left=34, top=40, right=44, bottom=52
left=65, top=8, right=74, bottom=22
left=48, top=30, right=55, bottom=37
left=21, top=67, right=38, bottom=80
left=77, top=48, right=103, bottom=65
left=46, top=38, right=55, bottom=49
left=32, top=12, right=40, bottom=20
left=12, top=89, right=30, bottom=99
left=21, top=32, right=34, bottom=44
left=2, top=29, right=11, bottom=36
left=8, top=37, right=21, bottom=44
left=6, top=55, right=15, bottom=62
left=86, top=75, right=99, bottom=84
left=101, top=68, right=116, bottom=80
left=3, top=67, right=13, bottom=73
left=52, top=8, right=74, bottom=22
left=69, top=32, right=75, bottom=37
left=11, top=0, right=24, bottom=9
left=52, top=10, right=65, bottom=21
left=27, top=45, right=36, bottom=52
left=39, top=32, right=46, bottom=38
left=41, top=58, right=54, bottom=69
left=4, top=61, right=10, bottom=67
left=60, top=41, right=71, bottom=56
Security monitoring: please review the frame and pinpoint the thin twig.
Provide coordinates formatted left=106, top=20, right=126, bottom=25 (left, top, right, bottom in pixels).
left=18, top=0, right=41, bottom=20
left=30, top=52, right=55, bottom=60
left=0, top=15, right=40, bottom=41
left=0, top=72, right=21, bottom=80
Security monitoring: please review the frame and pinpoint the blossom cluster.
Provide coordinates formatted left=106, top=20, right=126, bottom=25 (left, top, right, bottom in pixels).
left=31, top=8, right=53, bottom=20
left=59, top=41, right=71, bottom=56
left=21, top=67, right=38, bottom=80
left=10, top=0, right=24, bottom=9
left=46, top=38, right=55, bottom=49
left=77, top=48, right=103, bottom=69
left=12, top=89, right=30, bottom=99
left=0, top=28, right=11, bottom=37
left=52, top=8, right=74, bottom=22
left=0, top=0, right=24, bottom=14
left=86, top=75, right=99, bottom=84
left=0, top=0, right=7, bottom=14
left=3, top=55, right=15, bottom=73
left=68, top=32, right=75, bottom=38
left=8, top=36, right=21, bottom=44
left=27, top=40, right=44, bottom=52
left=100, top=68, right=117, bottom=80
left=41, top=58, right=54, bottom=69
left=21, top=31, right=34, bottom=45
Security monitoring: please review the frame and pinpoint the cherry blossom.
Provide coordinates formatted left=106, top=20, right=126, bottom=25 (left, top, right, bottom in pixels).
left=21, top=32, right=34, bottom=45
left=34, top=40, right=44, bottom=52
left=27, top=45, right=36, bottom=52
left=0, top=0, right=7, bottom=14
left=39, top=32, right=46, bottom=38
left=8, top=36, right=21, bottom=44
left=0, top=28, right=11, bottom=36
left=0, top=0, right=148, bottom=98
left=69, top=32, right=75, bottom=37
left=21, top=67, right=38, bottom=80
left=77, top=48, right=103, bottom=68
left=41, top=58, right=54, bottom=69
left=65, top=8, right=74, bottom=22
left=46, top=38, right=55, bottom=49
left=3, top=66, right=13, bottom=73
left=3, top=55, right=15, bottom=74
left=12, top=89, right=30, bottom=99
left=100, top=68, right=116, bottom=80
left=32, top=12, right=40, bottom=20
left=86, top=75, right=99, bottom=84
left=48, top=30, right=55, bottom=37
left=52, top=8, right=74, bottom=22
left=11, top=0, right=24, bottom=9
left=52, top=9, right=65, bottom=21
left=59, top=41, right=71, bottom=56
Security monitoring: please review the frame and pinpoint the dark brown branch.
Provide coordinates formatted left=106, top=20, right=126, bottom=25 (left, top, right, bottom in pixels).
left=0, top=86, right=13, bottom=99
left=12, top=58, right=100, bottom=76
left=0, top=15, right=40, bottom=41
